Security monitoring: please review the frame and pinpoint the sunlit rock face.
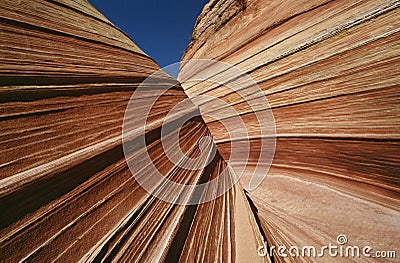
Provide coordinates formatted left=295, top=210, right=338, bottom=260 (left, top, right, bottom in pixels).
left=1, top=0, right=399, bottom=262
left=0, top=0, right=269, bottom=262
left=180, top=0, right=400, bottom=261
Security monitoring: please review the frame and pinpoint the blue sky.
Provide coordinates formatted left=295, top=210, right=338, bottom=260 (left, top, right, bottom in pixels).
left=88, top=0, right=209, bottom=68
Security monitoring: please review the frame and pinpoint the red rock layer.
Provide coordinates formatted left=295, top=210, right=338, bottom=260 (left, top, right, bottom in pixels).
left=180, top=0, right=400, bottom=262
left=0, top=0, right=269, bottom=262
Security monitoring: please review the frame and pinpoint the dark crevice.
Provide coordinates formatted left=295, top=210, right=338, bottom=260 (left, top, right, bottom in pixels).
left=0, top=76, right=147, bottom=91
left=245, top=192, right=275, bottom=263
left=0, top=108, right=69, bottom=121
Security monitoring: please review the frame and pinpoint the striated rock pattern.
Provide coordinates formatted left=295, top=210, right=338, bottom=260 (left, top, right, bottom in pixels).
left=1, top=0, right=399, bottom=262
left=0, top=0, right=268, bottom=262
left=180, top=0, right=400, bottom=261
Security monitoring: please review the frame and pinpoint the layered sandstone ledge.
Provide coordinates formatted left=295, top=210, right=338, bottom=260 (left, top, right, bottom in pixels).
left=0, top=0, right=268, bottom=262
left=180, top=0, right=400, bottom=261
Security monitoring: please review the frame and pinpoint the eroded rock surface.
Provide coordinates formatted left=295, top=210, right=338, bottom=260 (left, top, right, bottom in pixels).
left=1, top=0, right=399, bottom=262
left=180, top=0, right=400, bottom=262
left=0, top=0, right=268, bottom=262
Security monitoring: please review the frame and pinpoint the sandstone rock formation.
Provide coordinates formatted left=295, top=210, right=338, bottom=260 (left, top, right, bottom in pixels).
left=1, top=0, right=399, bottom=262
left=0, top=0, right=268, bottom=262
left=180, top=0, right=400, bottom=261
